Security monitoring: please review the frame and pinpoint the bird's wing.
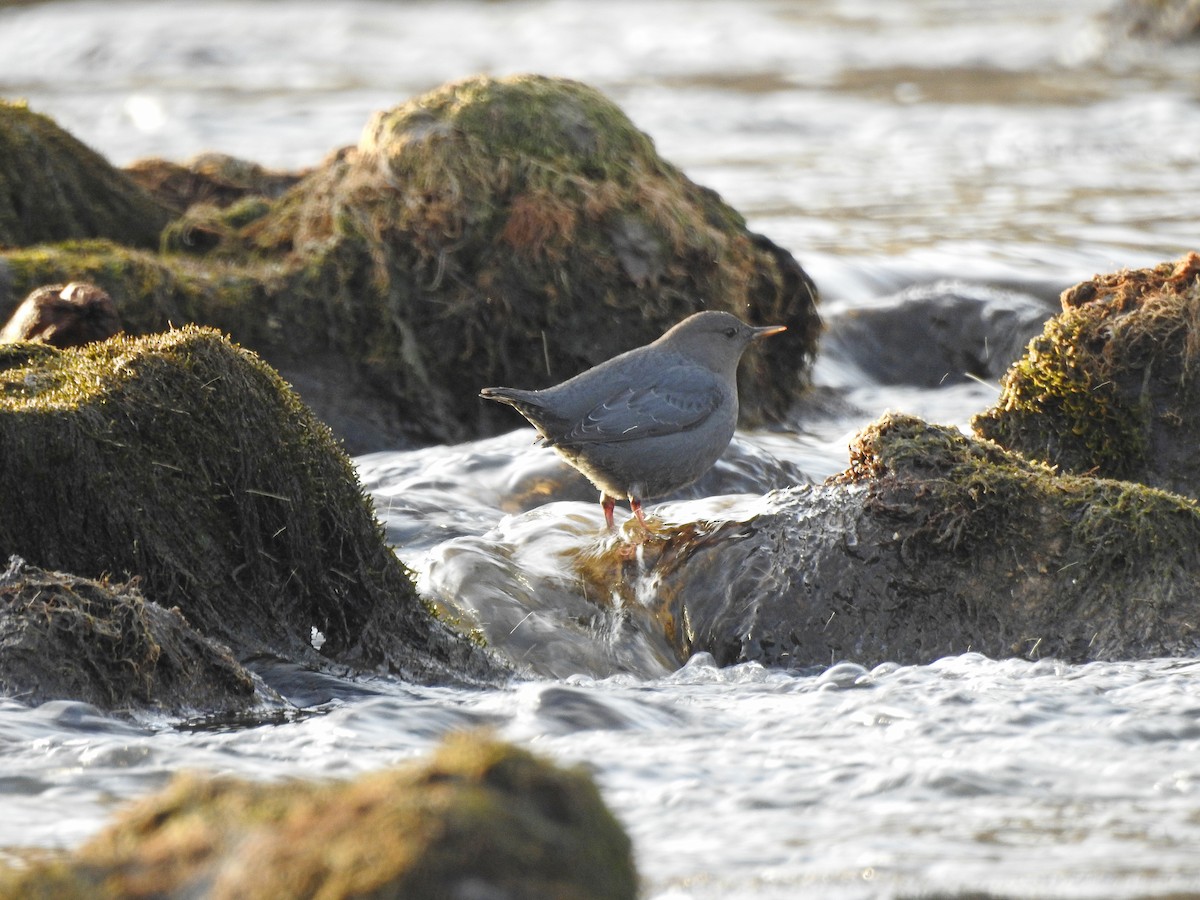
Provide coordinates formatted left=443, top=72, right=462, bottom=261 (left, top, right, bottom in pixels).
left=556, top=366, right=722, bottom=445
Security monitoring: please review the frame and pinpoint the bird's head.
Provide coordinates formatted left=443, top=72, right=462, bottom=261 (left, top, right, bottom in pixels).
left=654, top=310, right=786, bottom=372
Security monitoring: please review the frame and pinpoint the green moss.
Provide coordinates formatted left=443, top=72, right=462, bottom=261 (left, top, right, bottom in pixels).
left=972, top=308, right=1151, bottom=478
left=3, top=78, right=818, bottom=449
left=0, top=239, right=277, bottom=346
left=0, top=734, right=638, bottom=900
left=0, top=101, right=169, bottom=250
left=200, top=74, right=818, bottom=440
left=974, top=253, right=1200, bottom=495
left=841, top=413, right=1200, bottom=582
left=0, top=327, right=494, bottom=677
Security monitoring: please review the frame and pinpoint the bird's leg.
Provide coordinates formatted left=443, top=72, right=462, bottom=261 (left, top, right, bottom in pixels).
left=630, top=497, right=650, bottom=529
left=601, top=494, right=617, bottom=530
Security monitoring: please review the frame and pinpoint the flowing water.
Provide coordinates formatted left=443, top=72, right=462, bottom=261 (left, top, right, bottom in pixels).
left=3, top=1, right=1200, bottom=896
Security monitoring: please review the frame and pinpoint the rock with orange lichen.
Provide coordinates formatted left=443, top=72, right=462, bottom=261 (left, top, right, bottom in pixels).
left=0, top=733, right=638, bottom=900
left=160, top=74, right=821, bottom=446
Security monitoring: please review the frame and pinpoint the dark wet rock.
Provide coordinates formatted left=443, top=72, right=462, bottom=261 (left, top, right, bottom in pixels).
left=820, top=280, right=1054, bottom=388
left=0, top=557, right=271, bottom=714
left=573, top=413, right=1200, bottom=670
left=0, top=732, right=638, bottom=900
left=0, top=281, right=121, bottom=348
left=0, top=101, right=170, bottom=250
left=3, top=76, right=819, bottom=452
left=974, top=252, right=1200, bottom=498
left=0, top=328, right=506, bottom=687
left=124, top=151, right=307, bottom=216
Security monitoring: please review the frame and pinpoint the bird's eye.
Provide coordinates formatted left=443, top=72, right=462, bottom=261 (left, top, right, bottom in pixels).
left=724, top=327, right=738, bottom=338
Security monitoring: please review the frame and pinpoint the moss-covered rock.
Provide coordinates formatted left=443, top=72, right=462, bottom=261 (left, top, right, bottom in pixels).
left=0, top=557, right=268, bottom=714
left=2, top=78, right=819, bottom=451
left=548, top=413, right=1200, bottom=670
left=0, top=327, right=504, bottom=684
left=166, top=74, right=821, bottom=444
left=0, top=733, right=638, bottom=900
left=0, top=101, right=169, bottom=250
left=973, top=252, right=1200, bottom=497
left=0, top=239, right=272, bottom=342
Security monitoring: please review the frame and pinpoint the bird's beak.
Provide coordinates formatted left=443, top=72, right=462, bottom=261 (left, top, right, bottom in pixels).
left=752, top=324, right=787, bottom=340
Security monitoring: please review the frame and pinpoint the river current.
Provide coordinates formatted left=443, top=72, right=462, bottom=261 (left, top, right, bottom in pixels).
left=2, top=1, right=1200, bottom=897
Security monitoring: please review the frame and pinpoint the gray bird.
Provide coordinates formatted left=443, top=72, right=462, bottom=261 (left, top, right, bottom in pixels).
left=480, top=310, right=786, bottom=529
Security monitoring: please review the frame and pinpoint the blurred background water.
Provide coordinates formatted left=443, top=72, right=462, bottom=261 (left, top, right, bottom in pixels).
left=2, top=1, right=1200, bottom=897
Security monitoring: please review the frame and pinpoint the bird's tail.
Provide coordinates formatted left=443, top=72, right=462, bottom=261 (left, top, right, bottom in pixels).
left=479, top=387, right=560, bottom=446
left=478, top=386, right=541, bottom=414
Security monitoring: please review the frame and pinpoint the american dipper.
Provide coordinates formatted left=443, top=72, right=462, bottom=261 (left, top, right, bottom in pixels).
left=480, top=310, right=786, bottom=529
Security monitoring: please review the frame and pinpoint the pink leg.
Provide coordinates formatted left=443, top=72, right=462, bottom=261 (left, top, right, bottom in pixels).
left=601, top=494, right=617, bottom=529
left=630, top=497, right=649, bottom=528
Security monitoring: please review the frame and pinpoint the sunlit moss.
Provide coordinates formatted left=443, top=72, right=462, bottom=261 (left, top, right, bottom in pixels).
left=974, top=253, right=1200, bottom=496
left=0, top=327, right=500, bottom=679
left=0, top=733, right=638, bottom=900
left=0, top=101, right=169, bottom=249
left=161, top=74, right=820, bottom=440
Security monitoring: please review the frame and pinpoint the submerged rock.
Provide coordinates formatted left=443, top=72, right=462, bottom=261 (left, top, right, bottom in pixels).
left=0, top=733, right=638, bottom=900
left=2, top=76, right=820, bottom=451
left=0, top=557, right=269, bottom=714
left=820, top=280, right=1053, bottom=388
left=974, top=252, right=1200, bottom=498
left=0, top=328, right=505, bottom=690
left=0, top=101, right=169, bottom=250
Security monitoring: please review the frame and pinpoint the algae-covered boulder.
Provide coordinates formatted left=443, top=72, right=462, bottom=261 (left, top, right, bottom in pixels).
left=0, top=101, right=169, bottom=250
left=170, top=74, right=821, bottom=444
left=0, top=328, right=503, bottom=684
left=564, top=413, right=1200, bottom=669
left=1, top=77, right=819, bottom=451
left=0, top=557, right=269, bottom=714
left=0, top=733, right=638, bottom=900
left=974, top=252, right=1200, bottom=498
